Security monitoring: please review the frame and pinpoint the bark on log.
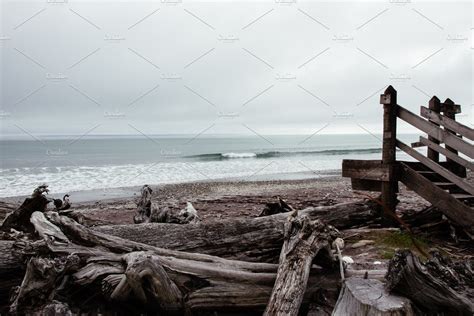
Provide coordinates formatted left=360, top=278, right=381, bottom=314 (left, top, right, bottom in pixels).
left=332, top=277, right=414, bottom=316
left=9, top=210, right=348, bottom=314
left=385, top=249, right=474, bottom=315
left=264, top=212, right=339, bottom=316
left=97, top=201, right=379, bottom=263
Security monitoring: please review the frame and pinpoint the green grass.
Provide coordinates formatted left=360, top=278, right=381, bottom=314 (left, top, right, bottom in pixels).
left=374, top=231, right=429, bottom=260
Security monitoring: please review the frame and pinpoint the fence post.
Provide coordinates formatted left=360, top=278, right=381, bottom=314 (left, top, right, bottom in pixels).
left=427, top=96, right=441, bottom=162
left=443, top=98, right=466, bottom=177
left=379, top=85, right=397, bottom=225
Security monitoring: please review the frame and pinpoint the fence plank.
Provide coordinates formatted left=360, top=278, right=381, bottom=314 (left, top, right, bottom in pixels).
left=397, top=106, right=474, bottom=158
left=342, top=160, right=391, bottom=181
left=427, top=97, right=441, bottom=162
left=419, top=136, right=474, bottom=170
left=420, top=107, right=474, bottom=140
left=399, top=163, right=474, bottom=229
left=396, top=140, right=474, bottom=196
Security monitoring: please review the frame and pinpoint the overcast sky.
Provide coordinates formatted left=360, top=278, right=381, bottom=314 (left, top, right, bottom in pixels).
left=0, top=0, right=472, bottom=138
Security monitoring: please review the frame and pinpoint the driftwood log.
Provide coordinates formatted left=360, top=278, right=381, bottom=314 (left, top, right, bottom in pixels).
left=133, top=185, right=153, bottom=223
left=98, top=200, right=379, bottom=263
left=264, top=212, right=339, bottom=316
left=8, top=209, right=344, bottom=314
left=386, top=249, right=474, bottom=315
left=133, top=185, right=200, bottom=224
left=332, top=277, right=414, bottom=315
left=1, top=185, right=50, bottom=232
left=259, top=196, right=294, bottom=217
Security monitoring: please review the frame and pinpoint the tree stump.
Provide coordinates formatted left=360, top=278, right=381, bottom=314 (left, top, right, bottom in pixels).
left=332, top=277, right=413, bottom=315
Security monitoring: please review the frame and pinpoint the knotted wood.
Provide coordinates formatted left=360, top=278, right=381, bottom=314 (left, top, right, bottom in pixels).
left=8, top=209, right=348, bottom=314
left=264, top=212, right=339, bottom=316
left=386, top=250, right=474, bottom=315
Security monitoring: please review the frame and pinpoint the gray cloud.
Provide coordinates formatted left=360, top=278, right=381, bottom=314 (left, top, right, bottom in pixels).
left=1, top=0, right=472, bottom=138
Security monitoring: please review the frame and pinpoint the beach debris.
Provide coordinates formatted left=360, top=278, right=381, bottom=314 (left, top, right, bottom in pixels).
left=258, top=196, right=294, bottom=217
left=178, top=202, right=200, bottom=223
left=1, top=186, right=472, bottom=315
left=134, top=185, right=200, bottom=225
left=333, top=277, right=414, bottom=316
left=100, top=200, right=379, bottom=263
left=133, top=185, right=153, bottom=224
left=350, top=239, right=375, bottom=249
left=386, top=249, right=474, bottom=315
left=342, top=256, right=354, bottom=265
left=5, top=194, right=352, bottom=315
left=260, top=210, right=341, bottom=316
left=332, top=237, right=345, bottom=250
left=53, top=194, right=71, bottom=212
left=0, top=184, right=51, bottom=233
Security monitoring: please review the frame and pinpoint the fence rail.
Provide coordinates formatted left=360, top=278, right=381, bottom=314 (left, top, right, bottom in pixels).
left=342, top=85, right=474, bottom=230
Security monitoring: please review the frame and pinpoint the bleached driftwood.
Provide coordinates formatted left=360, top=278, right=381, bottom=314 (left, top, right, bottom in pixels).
left=264, top=211, right=339, bottom=316
left=133, top=185, right=200, bottom=224
left=9, top=209, right=344, bottom=314
left=99, top=200, right=379, bottom=263
left=332, top=277, right=414, bottom=316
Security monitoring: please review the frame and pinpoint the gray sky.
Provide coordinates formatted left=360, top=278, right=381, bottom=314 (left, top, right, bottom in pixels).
left=1, top=0, right=472, bottom=138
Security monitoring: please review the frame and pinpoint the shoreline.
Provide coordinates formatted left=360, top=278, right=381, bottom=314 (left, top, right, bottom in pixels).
left=0, top=169, right=342, bottom=203
left=1, top=170, right=432, bottom=227
left=11, top=174, right=431, bottom=227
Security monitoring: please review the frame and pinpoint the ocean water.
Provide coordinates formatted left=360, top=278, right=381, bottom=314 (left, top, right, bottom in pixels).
left=0, top=134, right=418, bottom=197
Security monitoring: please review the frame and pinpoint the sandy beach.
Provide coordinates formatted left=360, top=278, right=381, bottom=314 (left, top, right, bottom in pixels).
left=1, top=174, right=430, bottom=227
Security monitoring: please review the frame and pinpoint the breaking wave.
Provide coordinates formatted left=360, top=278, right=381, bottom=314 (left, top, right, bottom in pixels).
left=187, top=148, right=382, bottom=161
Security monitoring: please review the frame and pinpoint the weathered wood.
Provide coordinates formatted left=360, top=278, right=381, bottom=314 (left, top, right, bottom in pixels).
left=410, top=141, right=424, bottom=148
left=399, top=162, right=474, bottom=232
left=379, top=86, right=398, bottom=225
left=342, top=160, right=391, bottom=181
left=427, top=96, right=441, bottom=162
left=421, top=106, right=474, bottom=140
left=9, top=254, right=80, bottom=314
left=134, top=185, right=200, bottom=224
left=1, top=185, right=51, bottom=233
left=443, top=99, right=467, bottom=177
left=332, top=277, right=414, bottom=316
left=259, top=196, right=294, bottom=217
left=264, top=213, right=339, bottom=316
left=0, top=240, right=25, bottom=307
left=439, top=101, right=461, bottom=114
left=10, top=210, right=348, bottom=314
left=386, top=250, right=474, bottom=315
left=397, top=106, right=474, bottom=159
left=133, top=185, right=153, bottom=224
left=351, top=179, right=382, bottom=192
left=95, top=201, right=379, bottom=263
left=419, top=136, right=474, bottom=170
left=396, top=140, right=474, bottom=196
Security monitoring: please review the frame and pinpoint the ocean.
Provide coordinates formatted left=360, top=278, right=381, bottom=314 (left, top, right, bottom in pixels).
left=0, top=134, right=418, bottom=198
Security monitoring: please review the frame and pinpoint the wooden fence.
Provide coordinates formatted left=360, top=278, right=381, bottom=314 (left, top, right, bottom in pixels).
left=342, top=86, right=474, bottom=231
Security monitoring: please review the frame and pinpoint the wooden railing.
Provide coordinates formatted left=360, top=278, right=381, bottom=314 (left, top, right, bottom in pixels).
left=379, top=86, right=473, bottom=219
left=343, top=86, right=474, bottom=226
